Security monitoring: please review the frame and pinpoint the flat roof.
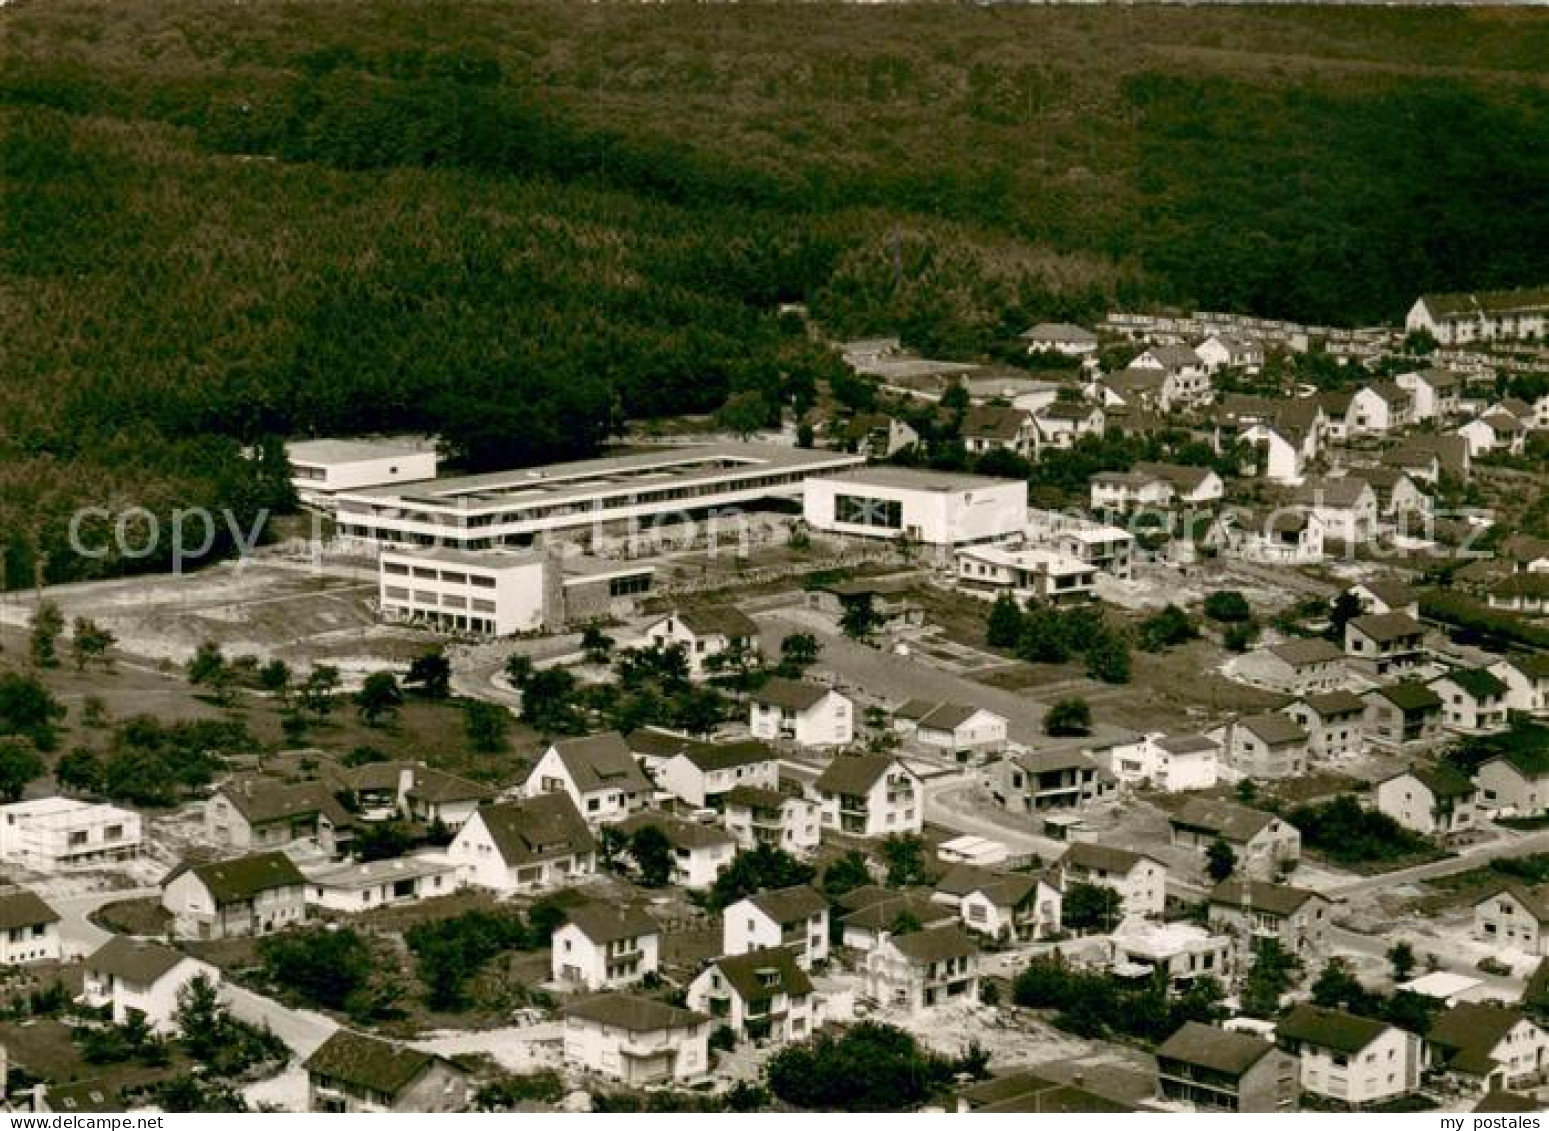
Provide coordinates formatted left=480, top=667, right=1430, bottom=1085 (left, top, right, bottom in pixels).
left=958, top=545, right=1093, bottom=575
left=307, top=855, right=456, bottom=890
left=381, top=546, right=545, bottom=570
left=287, top=438, right=430, bottom=465
left=816, top=465, right=1022, bottom=493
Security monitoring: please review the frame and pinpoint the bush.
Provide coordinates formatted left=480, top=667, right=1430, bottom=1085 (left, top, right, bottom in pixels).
left=1287, top=795, right=1432, bottom=864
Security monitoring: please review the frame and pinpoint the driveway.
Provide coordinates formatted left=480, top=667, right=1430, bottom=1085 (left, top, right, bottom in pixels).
left=51, top=886, right=158, bottom=958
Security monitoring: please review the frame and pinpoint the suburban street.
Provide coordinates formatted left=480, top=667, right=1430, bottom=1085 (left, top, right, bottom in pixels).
left=1327, top=825, right=1549, bottom=897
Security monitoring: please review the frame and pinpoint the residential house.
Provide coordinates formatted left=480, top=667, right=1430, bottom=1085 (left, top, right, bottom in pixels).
left=1503, top=535, right=1549, bottom=574
left=161, top=851, right=307, bottom=941
left=81, top=936, right=219, bottom=1033
left=1214, top=714, right=1310, bottom=780
left=1101, top=732, right=1220, bottom=793
left=1242, top=509, right=1324, bottom=564
left=1034, top=400, right=1105, bottom=448
left=1130, top=344, right=1211, bottom=406
left=448, top=792, right=597, bottom=894
left=1276, top=1005, right=1421, bottom=1108
left=1473, top=884, right=1549, bottom=955
left=642, top=607, right=761, bottom=679
left=0, top=890, right=60, bottom=964
left=1491, top=654, right=1549, bottom=717
left=1102, top=367, right=1172, bottom=414
left=1169, top=798, right=1301, bottom=880
left=749, top=678, right=853, bottom=749
left=1428, top=1003, right=1549, bottom=1095
left=1476, top=749, right=1549, bottom=817
left=685, top=947, right=817, bottom=1044
left=552, top=903, right=661, bottom=990
left=812, top=755, right=922, bottom=838
left=994, top=749, right=1115, bottom=816
left=1362, top=683, right=1444, bottom=750
left=205, top=778, right=352, bottom=858
left=960, top=404, right=1038, bottom=459
left=305, top=1031, right=470, bottom=1114
left=893, top=700, right=1009, bottom=762
left=346, top=762, right=492, bottom=831
left=1406, top=289, right=1549, bottom=346
left=1195, top=334, right=1263, bottom=374
left=1374, top=763, right=1476, bottom=839
left=1208, top=879, right=1330, bottom=959
left=1359, top=469, right=1430, bottom=523
left=805, top=578, right=925, bottom=634
left=521, top=732, right=654, bottom=823
left=1090, top=470, right=1172, bottom=512
left=1353, top=383, right=1413, bottom=435
left=721, top=785, right=822, bottom=856
left=954, top=545, right=1097, bottom=606
left=722, top=885, right=830, bottom=970
left=1345, top=612, right=1427, bottom=678
left=305, top=856, right=459, bottom=914
left=1110, top=918, right=1232, bottom=986
left=862, top=925, right=981, bottom=1013
left=1020, top=322, right=1098, bottom=356
left=1132, top=461, right=1225, bottom=505
left=931, top=864, right=1062, bottom=942
left=1237, top=423, right=1307, bottom=485
left=1396, top=368, right=1462, bottom=421
left=1431, top=667, right=1511, bottom=735
left=837, top=887, right=956, bottom=951
left=0, top=799, right=142, bottom=872
left=635, top=732, right=779, bottom=809
left=1387, top=433, right=1472, bottom=483
left=1348, top=579, right=1421, bottom=619
left=1283, top=691, right=1366, bottom=760
left=1235, top=638, right=1347, bottom=696
left=1057, top=842, right=1167, bottom=918
left=1293, top=478, right=1378, bottom=545
left=1459, top=412, right=1528, bottom=457
left=1155, top=1022, right=1298, bottom=1112
left=615, top=813, right=735, bottom=891
left=560, top=994, right=713, bottom=1084
left=837, top=413, right=920, bottom=460
left=1489, top=573, right=1549, bottom=616
left=956, top=1071, right=1138, bottom=1113
left=1052, top=522, right=1134, bottom=578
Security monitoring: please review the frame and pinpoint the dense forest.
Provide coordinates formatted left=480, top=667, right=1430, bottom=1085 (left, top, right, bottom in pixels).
left=2, top=1, right=1548, bottom=582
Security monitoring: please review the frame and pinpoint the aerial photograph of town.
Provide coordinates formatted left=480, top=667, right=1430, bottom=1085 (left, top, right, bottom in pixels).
left=0, top=0, right=1547, bottom=1117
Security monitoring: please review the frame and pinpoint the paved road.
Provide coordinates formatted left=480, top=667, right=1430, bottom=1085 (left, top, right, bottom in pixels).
left=1327, top=925, right=1523, bottom=1001
left=1327, top=826, right=1549, bottom=897
left=223, top=983, right=338, bottom=1060
left=51, top=886, right=159, bottom=958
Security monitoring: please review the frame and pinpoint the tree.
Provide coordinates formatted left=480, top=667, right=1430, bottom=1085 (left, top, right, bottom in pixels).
left=299, top=665, right=341, bottom=715
left=765, top=1022, right=984, bottom=1112
left=186, top=640, right=227, bottom=690
left=57, top=746, right=104, bottom=793
left=839, top=594, right=884, bottom=642
left=710, top=845, right=816, bottom=911
left=464, top=700, right=510, bottom=753
left=504, top=653, right=535, bottom=690
left=1223, top=621, right=1260, bottom=652
left=0, top=672, right=65, bottom=750
left=1084, top=626, right=1131, bottom=684
left=1062, top=882, right=1123, bottom=933
left=258, top=658, right=292, bottom=699
left=1241, top=939, right=1299, bottom=1017
left=1016, top=605, right=1071, bottom=663
left=581, top=626, right=615, bottom=666
left=1202, top=590, right=1253, bottom=623
left=1311, top=958, right=1374, bottom=1014
left=354, top=821, right=414, bottom=862
left=778, top=633, right=821, bottom=676
left=629, top=824, right=674, bottom=887
left=717, top=389, right=772, bottom=439
left=1326, top=591, right=1363, bottom=640
left=1205, top=838, right=1237, bottom=882
left=29, top=601, right=64, bottom=668
left=354, top=671, right=403, bottom=725
left=879, top=833, right=929, bottom=887
left=822, top=850, right=873, bottom=899
left=258, top=928, right=373, bottom=1012
left=986, top=593, right=1025, bottom=649
left=70, top=616, right=115, bottom=671
left=1043, top=697, right=1092, bottom=737
left=1387, top=940, right=1417, bottom=982
left=406, top=908, right=529, bottom=1011
left=405, top=649, right=452, bottom=699
left=0, top=737, right=43, bottom=802
left=1138, top=604, right=1197, bottom=652
left=521, top=667, right=582, bottom=735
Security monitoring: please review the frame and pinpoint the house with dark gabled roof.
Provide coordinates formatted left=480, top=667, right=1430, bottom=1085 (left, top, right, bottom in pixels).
left=1490, top=653, right=1549, bottom=718
left=1033, top=399, right=1105, bottom=448
left=1396, top=366, right=1463, bottom=421
left=838, top=887, right=956, bottom=951
left=1283, top=690, right=1366, bottom=759
left=1473, top=883, right=1549, bottom=955
left=0, top=889, right=61, bottom=965
left=862, top=924, right=981, bottom=1013
left=994, top=749, right=1115, bottom=816
left=643, top=732, right=780, bottom=809
left=1375, top=762, right=1477, bottom=837
left=1362, top=682, right=1444, bottom=750
left=1020, top=322, right=1098, bottom=356
left=1345, top=612, right=1427, bottom=678
left=1474, top=1090, right=1542, bottom=1113
left=1294, top=477, right=1378, bottom=545
left=560, top=994, right=713, bottom=1084
left=956, top=1070, right=1140, bottom=1113
left=1489, top=572, right=1549, bottom=615
left=1234, top=638, right=1346, bottom=696
left=1275, top=1004, right=1421, bottom=1107
left=749, top=677, right=853, bottom=749
left=448, top=792, right=596, bottom=894
left=1348, top=578, right=1421, bottom=619
left=614, top=812, right=735, bottom=890
left=892, top=699, right=1009, bottom=761
left=960, top=404, right=1038, bottom=459
left=161, top=850, right=307, bottom=940
left=1155, top=1022, right=1297, bottom=1112
left=1406, top=288, right=1549, bottom=347
left=206, top=776, right=354, bottom=858
left=1211, top=713, right=1309, bottom=781
left=305, top=1030, right=470, bottom=1113
left=1207, top=879, right=1330, bottom=958
left=685, top=947, right=816, bottom=1044
left=346, top=761, right=493, bottom=831
left=930, top=864, right=1062, bottom=942
left=1427, top=1002, right=1549, bottom=1096
left=1475, top=746, right=1549, bottom=818
left=552, top=902, right=661, bottom=990
left=82, top=936, right=219, bottom=1033
left=723, top=884, right=831, bottom=969
left=813, top=754, right=921, bottom=838
left=643, top=606, right=762, bottom=679
left=1131, top=460, right=1225, bottom=504
left=1056, top=842, right=1167, bottom=918
left=1430, top=667, right=1511, bottom=735
left=1169, top=798, right=1300, bottom=880
left=721, top=783, right=821, bottom=857
left=521, top=731, right=653, bottom=823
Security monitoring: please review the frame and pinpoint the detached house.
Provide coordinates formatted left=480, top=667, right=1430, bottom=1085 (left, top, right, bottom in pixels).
left=1473, top=884, right=1549, bottom=955
left=1131, top=461, right=1225, bottom=505
left=1034, top=400, right=1105, bottom=448
left=863, top=925, right=981, bottom=1013
left=1057, top=842, right=1166, bottom=918
left=206, top=777, right=353, bottom=858
left=994, top=749, right=1115, bottom=815
left=1090, top=470, right=1172, bottom=512
left=1101, top=732, right=1219, bottom=793
left=813, top=755, right=922, bottom=838
left=521, top=732, right=654, bottom=823
left=1208, top=879, right=1330, bottom=958
left=1490, top=573, right=1549, bottom=615
left=686, top=948, right=817, bottom=1045
left=1276, top=1005, right=1422, bottom=1109
left=643, top=607, right=761, bottom=678
left=1214, top=713, right=1310, bottom=780
left=961, top=404, right=1038, bottom=459
left=1345, top=612, right=1427, bottom=678
left=1155, top=1022, right=1298, bottom=1113
left=82, top=936, right=219, bottom=1033
left=721, top=785, right=821, bottom=856
left=305, top=1031, right=470, bottom=1114
left=161, top=850, right=307, bottom=941
left=347, top=761, right=492, bottom=831
left=1428, top=1003, right=1549, bottom=1096
left=1130, top=344, right=1211, bottom=406
left=1020, top=322, right=1098, bottom=356
left=1283, top=690, right=1366, bottom=759
left=449, top=792, right=596, bottom=894
left=1431, top=667, right=1511, bottom=735
left=1293, top=478, right=1378, bottom=546
left=1375, top=763, right=1477, bottom=837
left=1348, top=579, right=1421, bottom=619
left=1235, top=638, right=1346, bottom=696
left=723, top=885, right=830, bottom=970
left=561, top=994, right=713, bottom=1084
left=931, top=864, right=1062, bottom=942
left=1169, top=798, right=1300, bottom=880
left=0, top=890, right=60, bottom=964
left=552, top=903, right=661, bottom=990
left=750, top=678, right=853, bottom=749
left=615, top=813, right=735, bottom=890
left=1491, top=654, right=1549, bottom=717
left=1362, top=683, right=1444, bottom=750
left=1476, top=749, right=1549, bottom=818
left=1459, top=412, right=1528, bottom=457
left=893, top=700, right=1009, bottom=761
left=1396, top=368, right=1462, bottom=421
left=1195, top=334, right=1263, bottom=374
left=639, top=733, right=779, bottom=810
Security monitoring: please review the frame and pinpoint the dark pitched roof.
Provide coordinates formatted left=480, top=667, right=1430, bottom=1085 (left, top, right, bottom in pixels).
left=475, top=793, right=596, bottom=866
left=890, top=923, right=979, bottom=963
left=1430, top=1002, right=1532, bottom=1071
left=744, top=885, right=830, bottom=924
left=86, top=936, right=188, bottom=984
left=0, top=890, right=59, bottom=930
left=814, top=755, right=911, bottom=796
left=1349, top=611, right=1425, bottom=643
left=166, top=851, right=304, bottom=904
left=562, top=993, right=709, bottom=1033
left=1156, top=734, right=1219, bottom=756
left=1493, top=573, right=1549, bottom=599
left=672, top=607, right=760, bottom=639
left=840, top=892, right=951, bottom=932
left=1356, top=579, right=1418, bottom=608
left=1474, top=1092, right=1541, bottom=1114
left=562, top=901, right=659, bottom=944
left=1059, top=841, right=1153, bottom=875
left=961, top=404, right=1033, bottom=441
left=1277, top=1005, right=1390, bottom=1054
left=675, top=739, right=776, bottom=774
left=1473, top=882, right=1549, bottom=922
left=1298, top=690, right=1367, bottom=718
left=218, top=777, right=352, bottom=829
left=1132, top=461, right=1217, bottom=492
left=1389, top=761, right=1475, bottom=800
left=1435, top=667, right=1509, bottom=701
left=935, top=864, right=1044, bottom=908
left=1237, top=713, right=1308, bottom=746
left=1020, top=322, right=1096, bottom=344
left=1156, top=1022, right=1277, bottom=1076
left=1500, top=654, right=1549, bottom=680
left=615, top=812, right=734, bottom=851
left=545, top=732, right=653, bottom=795
left=723, top=784, right=797, bottom=811
left=1014, top=749, right=1105, bottom=776
left=1365, top=681, right=1442, bottom=712
left=709, top=947, right=814, bottom=1002
left=1171, top=798, right=1278, bottom=843
left=1209, top=879, right=1324, bottom=917
left=1419, top=288, right=1549, bottom=318
left=1294, top=477, right=1373, bottom=509
left=304, top=1031, right=449, bottom=1097
left=752, top=677, right=833, bottom=713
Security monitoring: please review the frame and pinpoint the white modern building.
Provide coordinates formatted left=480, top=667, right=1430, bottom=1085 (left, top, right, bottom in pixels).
left=721, top=786, right=822, bottom=857
left=0, top=798, right=141, bottom=872
left=336, top=443, right=863, bottom=550
left=1098, top=732, right=1220, bottom=793
left=955, top=545, right=1096, bottom=605
left=802, top=467, right=1028, bottom=553
left=287, top=438, right=437, bottom=506
left=304, top=856, right=459, bottom=914
left=0, top=890, right=61, bottom=964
